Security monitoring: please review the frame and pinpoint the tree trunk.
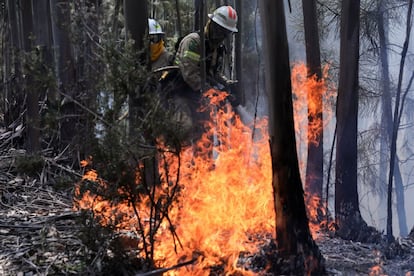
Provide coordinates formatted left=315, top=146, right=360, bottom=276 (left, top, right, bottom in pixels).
left=394, top=164, right=408, bottom=236
left=5, top=0, right=24, bottom=126
left=21, top=0, right=40, bottom=153
left=175, top=0, right=182, bottom=37
left=259, top=1, right=325, bottom=274
left=50, top=0, right=77, bottom=152
left=335, top=0, right=372, bottom=241
left=28, top=0, right=53, bottom=154
left=234, top=0, right=244, bottom=106
left=302, top=0, right=324, bottom=222
left=377, top=0, right=408, bottom=238
left=194, top=0, right=200, bottom=31
left=124, top=0, right=148, bottom=139
left=377, top=0, right=392, bottom=229
left=386, top=0, right=413, bottom=242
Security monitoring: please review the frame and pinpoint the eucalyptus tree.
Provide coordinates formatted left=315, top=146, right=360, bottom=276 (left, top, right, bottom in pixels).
left=302, top=0, right=324, bottom=208
left=335, top=0, right=371, bottom=240
left=4, top=0, right=25, bottom=128
left=386, top=0, right=413, bottom=242
left=373, top=0, right=410, bottom=238
left=259, top=1, right=325, bottom=274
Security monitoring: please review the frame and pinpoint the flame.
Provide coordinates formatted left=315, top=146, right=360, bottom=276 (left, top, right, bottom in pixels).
left=369, top=265, right=384, bottom=276
left=74, top=63, right=334, bottom=274
left=291, top=62, right=335, bottom=238
left=291, top=62, right=333, bottom=147
left=75, top=89, right=274, bottom=275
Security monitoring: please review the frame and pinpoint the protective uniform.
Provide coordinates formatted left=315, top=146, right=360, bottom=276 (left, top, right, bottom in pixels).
left=148, top=18, right=172, bottom=71
left=174, top=5, right=238, bottom=91
left=164, top=6, right=238, bottom=143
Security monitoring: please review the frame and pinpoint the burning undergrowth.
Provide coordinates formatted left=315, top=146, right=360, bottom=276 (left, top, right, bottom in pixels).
left=73, top=89, right=277, bottom=275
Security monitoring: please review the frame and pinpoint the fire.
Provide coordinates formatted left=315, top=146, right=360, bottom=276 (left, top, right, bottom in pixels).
left=74, top=63, right=334, bottom=274
left=291, top=62, right=333, bottom=147
left=75, top=89, right=274, bottom=275
left=369, top=265, right=384, bottom=276
left=291, top=62, right=335, bottom=238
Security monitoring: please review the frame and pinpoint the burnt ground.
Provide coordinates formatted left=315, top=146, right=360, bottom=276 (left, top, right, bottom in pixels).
left=0, top=150, right=413, bottom=275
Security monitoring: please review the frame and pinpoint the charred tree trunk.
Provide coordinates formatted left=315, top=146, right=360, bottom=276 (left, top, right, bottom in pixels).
left=335, top=0, right=361, bottom=234
left=302, top=0, right=324, bottom=223
left=50, top=0, right=80, bottom=155
left=32, top=0, right=55, bottom=153
left=335, top=0, right=377, bottom=242
left=21, top=0, right=40, bottom=153
left=124, top=0, right=148, bottom=139
left=194, top=0, right=200, bottom=31
left=5, top=0, right=24, bottom=127
left=259, top=1, right=325, bottom=274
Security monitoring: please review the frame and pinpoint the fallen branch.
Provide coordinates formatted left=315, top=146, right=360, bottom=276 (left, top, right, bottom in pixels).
left=135, top=257, right=198, bottom=276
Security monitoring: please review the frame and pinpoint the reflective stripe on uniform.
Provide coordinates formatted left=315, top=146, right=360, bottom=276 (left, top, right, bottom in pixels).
left=183, top=50, right=200, bottom=61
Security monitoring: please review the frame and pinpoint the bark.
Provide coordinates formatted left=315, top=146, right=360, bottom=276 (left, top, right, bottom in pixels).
left=302, top=0, right=324, bottom=209
left=377, top=0, right=408, bottom=239
left=386, top=0, right=413, bottom=242
left=259, top=1, right=325, bottom=274
left=377, top=0, right=392, bottom=227
left=335, top=0, right=373, bottom=241
left=50, top=0, right=83, bottom=155
left=124, top=0, right=148, bottom=139
left=175, top=0, right=182, bottom=37
left=194, top=0, right=200, bottom=31
left=124, top=0, right=147, bottom=51
left=21, top=0, right=53, bottom=153
left=234, top=0, right=244, bottom=106
left=21, top=0, right=40, bottom=153
left=5, top=0, right=24, bottom=126
left=50, top=0, right=75, bottom=99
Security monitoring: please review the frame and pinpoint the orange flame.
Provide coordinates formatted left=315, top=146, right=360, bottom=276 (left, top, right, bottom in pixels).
left=74, top=89, right=274, bottom=275
left=369, top=265, right=384, bottom=276
left=74, top=63, right=334, bottom=274
left=291, top=62, right=333, bottom=147
left=291, top=62, right=335, bottom=238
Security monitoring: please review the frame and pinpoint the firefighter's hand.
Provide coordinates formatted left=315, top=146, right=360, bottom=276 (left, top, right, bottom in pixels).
left=228, top=93, right=240, bottom=108
left=225, top=79, right=238, bottom=87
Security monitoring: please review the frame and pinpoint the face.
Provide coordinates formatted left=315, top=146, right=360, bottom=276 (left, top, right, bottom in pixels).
left=209, top=21, right=231, bottom=45
left=150, top=34, right=163, bottom=44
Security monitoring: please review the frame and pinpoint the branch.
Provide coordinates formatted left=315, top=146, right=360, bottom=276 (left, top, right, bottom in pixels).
left=135, top=257, right=198, bottom=276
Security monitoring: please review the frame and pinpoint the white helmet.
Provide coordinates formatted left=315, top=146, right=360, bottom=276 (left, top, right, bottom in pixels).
left=208, top=6, right=238, bottom=33
left=148, top=18, right=164, bottom=35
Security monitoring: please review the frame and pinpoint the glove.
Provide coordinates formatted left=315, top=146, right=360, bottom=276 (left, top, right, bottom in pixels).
left=225, top=79, right=238, bottom=88
left=228, top=92, right=240, bottom=108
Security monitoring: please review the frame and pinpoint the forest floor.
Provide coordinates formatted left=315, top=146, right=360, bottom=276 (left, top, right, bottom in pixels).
left=1, top=150, right=414, bottom=275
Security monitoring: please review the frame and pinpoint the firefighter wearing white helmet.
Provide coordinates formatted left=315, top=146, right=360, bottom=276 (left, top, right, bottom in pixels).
left=167, top=5, right=238, bottom=142
left=148, top=18, right=172, bottom=70
left=174, top=5, right=238, bottom=92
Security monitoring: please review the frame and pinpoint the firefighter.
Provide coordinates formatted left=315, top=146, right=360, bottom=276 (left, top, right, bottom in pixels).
left=169, top=5, right=239, bottom=143
left=148, top=18, right=172, bottom=71
left=175, top=5, right=238, bottom=93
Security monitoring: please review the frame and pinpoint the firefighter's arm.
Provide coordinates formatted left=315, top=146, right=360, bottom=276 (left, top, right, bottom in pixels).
left=176, top=35, right=202, bottom=91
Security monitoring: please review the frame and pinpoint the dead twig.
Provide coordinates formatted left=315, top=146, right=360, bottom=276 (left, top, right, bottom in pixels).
left=135, top=257, right=198, bottom=276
